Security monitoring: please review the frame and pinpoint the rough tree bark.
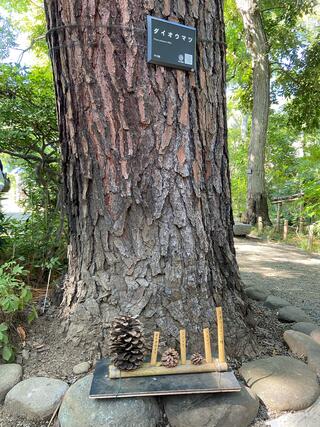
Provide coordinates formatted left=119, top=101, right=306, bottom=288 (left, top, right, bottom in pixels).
left=235, top=0, right=272, bottom=225
left=45, top=0, right=256, bottom=357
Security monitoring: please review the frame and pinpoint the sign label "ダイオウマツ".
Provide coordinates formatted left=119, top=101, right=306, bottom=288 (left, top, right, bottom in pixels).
left=147, top=16, right=196, bottom=71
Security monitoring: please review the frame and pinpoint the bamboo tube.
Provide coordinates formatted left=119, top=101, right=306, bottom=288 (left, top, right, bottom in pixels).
left=150, top=331, right=160, bottom=366
left=180, top=329, right=186, bottom=365
left=203, top=328, right=212, bottom=363
left=216, top=306, right=226, bottom=364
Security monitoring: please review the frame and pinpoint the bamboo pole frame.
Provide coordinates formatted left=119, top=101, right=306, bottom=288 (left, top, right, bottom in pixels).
left=108, top=307, right=228, bottom=379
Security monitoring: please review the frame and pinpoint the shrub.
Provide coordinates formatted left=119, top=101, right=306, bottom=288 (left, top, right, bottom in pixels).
left=0, top=260, right=36, bottom=361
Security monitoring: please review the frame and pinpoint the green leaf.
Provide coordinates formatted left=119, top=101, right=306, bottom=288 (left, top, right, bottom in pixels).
left=27, top=306, right=38, bottom=324
left=0, top=323, right=8, bottom=332
left=2, top=345, right=14, bottom=362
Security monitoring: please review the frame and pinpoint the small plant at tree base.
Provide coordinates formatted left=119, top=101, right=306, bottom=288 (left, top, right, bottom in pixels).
left=0, top=322, right=14, bottom=361
left=0, top=260, right=36, bottom=362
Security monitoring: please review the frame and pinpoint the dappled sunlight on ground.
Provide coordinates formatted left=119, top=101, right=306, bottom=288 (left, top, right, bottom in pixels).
left=235, top=237, right=320, bottom=323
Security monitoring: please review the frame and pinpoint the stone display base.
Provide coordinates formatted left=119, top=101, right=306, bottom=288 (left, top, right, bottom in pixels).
left=90, top=359, right=240, bottom=399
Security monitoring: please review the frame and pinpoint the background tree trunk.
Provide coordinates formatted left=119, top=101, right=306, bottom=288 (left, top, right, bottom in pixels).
left=45, top=0, right=255, bottom=357
left=236, top=0, right=272, bottom=225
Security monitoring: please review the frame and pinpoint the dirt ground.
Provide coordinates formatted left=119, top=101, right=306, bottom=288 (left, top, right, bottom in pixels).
left=235, top=237, right=320, bottom=323
left=235, top=237, right=320, bottom=427
left=1, top=237, right=319, bottom=426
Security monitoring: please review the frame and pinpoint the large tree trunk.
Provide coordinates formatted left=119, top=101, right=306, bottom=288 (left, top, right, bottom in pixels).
left=235, top=0, right=272, bottom=225
left=45, top=0, right=255, bottom=357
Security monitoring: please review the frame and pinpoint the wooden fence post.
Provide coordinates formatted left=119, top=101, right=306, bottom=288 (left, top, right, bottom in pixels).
left=299, top=217, right=304, bottom=234
left=276, top=203, right=282, bottom=232
left=283, top=220, right=288, bottom=240
left=258, top=216, right=263, bottom=233
left=308, top=224, right=314, bottom=251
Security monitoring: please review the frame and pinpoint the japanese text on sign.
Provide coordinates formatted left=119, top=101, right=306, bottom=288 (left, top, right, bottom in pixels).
left=147, top=16, right=196, bottom=71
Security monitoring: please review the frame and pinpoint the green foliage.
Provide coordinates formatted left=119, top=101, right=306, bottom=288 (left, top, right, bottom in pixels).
left=266, top=112, right=298, bottom=196
left=0, top=260, right=34, bottom=362
left=228, top=104, right=249, bottom=217
left=0, top=63, right=59, bottom=169
left=0, top=63, right=60, bottom=217
left=225, top=0, right=320, bottom=225
left=225, top=0, right=252, bottom=111
left=298, top=140, right=320, bottom=218
left=0, top=212, right=67, bottom=286
left=0, top=6, right=67, bottom=290
left=0, top=260, right=31, bottom=313
left=0, top=322, right=13, bottom=361
left=0, top=16, right=16, bottom=59
left=226, top=0, right=318, bottom=113
left=0, top=207, right=7, bottom=251
left=266, top=113, right=320, bottom=220
left=285, top=34, right=320, bottom=130
left=0, top=0, right=48, bottom=61
left=0, top=0, right=29, bottom=13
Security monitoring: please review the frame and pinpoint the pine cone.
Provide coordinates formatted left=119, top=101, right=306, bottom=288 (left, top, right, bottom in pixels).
left=191, top=352, right=204, bottom=365
left=161, top=348, right=179, bottom=368
left=109, top=316, right=145, bottom=371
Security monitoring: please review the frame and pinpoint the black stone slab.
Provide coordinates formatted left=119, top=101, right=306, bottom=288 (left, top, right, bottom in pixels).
left=90, top=359, right=241, bottom=399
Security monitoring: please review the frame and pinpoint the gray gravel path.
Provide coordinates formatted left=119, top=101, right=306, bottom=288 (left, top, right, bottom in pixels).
left=235, top=237, right=320, bottom=324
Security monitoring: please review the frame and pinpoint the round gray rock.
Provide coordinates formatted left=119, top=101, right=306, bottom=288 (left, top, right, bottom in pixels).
left=264, top=296, right=290, bottom=310
left=277, top=306, right=311, bottom=323
left=244, top=287, right=269, bottom=301
left=239, top=356, right=319, bottom=411
left=234, top=223, right=252, bottom=237
left=58, top=374, right=161, bottom=427
left=163, top=387, right=259, bottom=427
left=73, top=361, right=91, bottom=375
left=0, top=364, right=22, bottom=402
left=308, top=350, right=320, bottom=376
left=291, top=322, right=319, bottom=335
left=283, top=330, right=320, bottom=358
left=284, top=330, right=320, bottom=376
left=5, top=377, right=68, bottom=420
left=310, top=329, right=320, bottom=345
left=267, top=396, right=320, bottom=427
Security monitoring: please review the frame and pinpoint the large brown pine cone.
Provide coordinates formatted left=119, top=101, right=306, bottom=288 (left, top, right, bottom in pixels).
left=109, top=315, right=145, bottom=371
left=161, top=348, right=179, bottom=368
left=191, top=352, right=204, bottom=365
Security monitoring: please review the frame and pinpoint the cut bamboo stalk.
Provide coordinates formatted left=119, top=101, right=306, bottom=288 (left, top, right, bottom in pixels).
left=150, top=331, right=160, bottom=366
left=216, top=306, right=226, bottom=364
left=203, top=328, right=212, bottom=363
left=180, top=329, right=186, bottom=365
left=108, top=359, right=228, bottom=379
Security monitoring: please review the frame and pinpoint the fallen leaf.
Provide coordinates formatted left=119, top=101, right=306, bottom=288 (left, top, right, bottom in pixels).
left=17, top=325, right=26, bottom=343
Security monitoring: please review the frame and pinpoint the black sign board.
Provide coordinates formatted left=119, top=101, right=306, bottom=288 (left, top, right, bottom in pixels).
left=147, top=16, right=196, bottom=71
